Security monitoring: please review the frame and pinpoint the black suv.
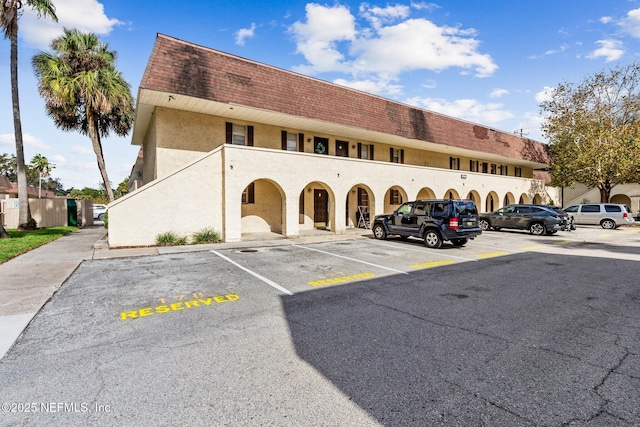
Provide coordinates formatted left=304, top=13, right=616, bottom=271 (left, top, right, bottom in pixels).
left=479, top=204, right=566, bottom=235
left=371, top=199, right=482, bottom=248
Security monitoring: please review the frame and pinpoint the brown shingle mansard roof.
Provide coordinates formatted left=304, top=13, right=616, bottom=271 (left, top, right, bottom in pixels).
left=137, top=33, right=550, bottom=165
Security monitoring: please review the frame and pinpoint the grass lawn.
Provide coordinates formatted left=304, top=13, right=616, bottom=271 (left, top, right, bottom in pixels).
left=0, top=227, right=77, bottom=264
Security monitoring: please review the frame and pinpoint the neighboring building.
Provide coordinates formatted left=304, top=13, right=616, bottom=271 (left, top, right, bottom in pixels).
left=109, top=34, right=554, bottom=247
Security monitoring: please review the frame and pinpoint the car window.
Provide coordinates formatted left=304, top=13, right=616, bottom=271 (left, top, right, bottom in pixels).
left=582, top=205, right=600, bottom=213
left=413, top=202, right=428, bottom=215
left=604, top=205, right=621, bottom=212
left=624, top=205, right=632, bottom=213
left=529, top=207, right=545, bottom=213
left=564, top=205, right=578, bottom=213
left=454, top=201, right=477, bottom=215
left=396, top=203, right=412, bottom=215
left=515, top=206, right=530, bottom=213
left=432, top=202, right=450, bottom=217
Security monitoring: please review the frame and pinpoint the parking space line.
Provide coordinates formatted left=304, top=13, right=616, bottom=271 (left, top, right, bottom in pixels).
left=292, top=244, right=409, bottom=275
left=210, top=250, right=294, bottom=296
left=367, top=240, right=478, bottom=261
left=477, top=251, right=509, bottom=259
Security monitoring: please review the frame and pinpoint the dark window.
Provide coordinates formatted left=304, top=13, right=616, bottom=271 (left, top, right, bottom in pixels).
left=449, top=157, right=460, bottom=170
left=390, top=189, right=402, bottom=204
left=604, top=205, right=622, bottom=212
left=582, top=205, right=600, bottom=213
left=336, top=140, right=349, bottom=157
left=490, top=164, right=497, bottom=174
left=358, top=143, right=374, bottom=160
left=481, top=162, right=488, bottom=173
left=454, top=201, right=478, bottom=215
left=514, top=167, right=522, bottom=177
left=564, top=205, right=578, bottom=213
left=390, top=148, right=404, bottom=163
left=470, top=160, right=479, bottom=172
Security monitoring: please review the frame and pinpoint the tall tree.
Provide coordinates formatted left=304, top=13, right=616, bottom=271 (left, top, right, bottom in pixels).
left=30, top=153, right=54, bottom=197
left=1, top=0, right=57, bottom=230
left=540, top=62, right=640, bottom=202
left=32, top=28, right=134, bottom=202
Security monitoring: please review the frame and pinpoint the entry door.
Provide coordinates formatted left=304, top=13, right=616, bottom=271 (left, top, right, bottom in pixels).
left=314, top=189, right=329, bottom=225
left=314, top=137, right=329, bottom=155
left=336, top=140, right=349, bottom=157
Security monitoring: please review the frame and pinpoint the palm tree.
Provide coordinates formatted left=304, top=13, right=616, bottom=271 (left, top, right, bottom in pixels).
left=32, top=28, right=134, bottom=203
left=30, top=153, right=54, bottom=198
left=1, top=1, right=57, bottom=230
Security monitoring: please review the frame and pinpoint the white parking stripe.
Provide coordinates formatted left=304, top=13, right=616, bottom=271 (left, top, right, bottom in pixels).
left=210, top=250, right=294, bottom=296
left=293, top=244, right=409, bottom=275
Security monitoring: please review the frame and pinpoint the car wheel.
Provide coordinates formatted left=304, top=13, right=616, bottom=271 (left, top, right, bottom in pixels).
left=451, top=237, right=468, bottom=247
left=529, top=222, right=546, bottom=236
left=600, top=219, right=615, bottom=229
left=372, top=224, right=387, bottom=240
left=479, top=219, right=490, bottom=231
left=423, top=229, right=442, bottom=249
left=98, top=213, right=105, bottom=221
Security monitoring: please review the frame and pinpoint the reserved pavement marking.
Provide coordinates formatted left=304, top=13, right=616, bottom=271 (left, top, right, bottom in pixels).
left=522, top=245, right=545, bottom=251
left=412, top=260, right=455, bottom=269
left=553, top=240, right=572, bottom=245
left=477, top=251, right=509, bottom=259
left=120, top=294, right=239, bottom=320
left=309, top=272, right=375, bottom=287
left=293, top=244, right=409, bottom=275
left=210, top=250, right=294, bottom=296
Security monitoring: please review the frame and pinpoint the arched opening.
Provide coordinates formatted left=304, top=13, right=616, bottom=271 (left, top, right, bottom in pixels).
left=346, top=184, right=374, bottom=228
left=384, top=186, right=408, bottom=213
left=466, top=190, right=480, bottom=206
left=485, top=191, right=499, bottom=213
left=611, top=194, right=631, bottom=206
left=416, top=187, right=436, bottom=200
left=299, top=181, right=335, bottom=231
left=503, top=192, right=515, bottom=207
left=519, top=193, right=531, bottom=204
left=241, top=179, right=285, bottom=237
left=532, top=194, right=543, bottom=204
left=444, top=189, right=460, bottom=199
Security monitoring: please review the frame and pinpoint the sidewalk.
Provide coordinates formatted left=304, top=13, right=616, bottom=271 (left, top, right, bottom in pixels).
left=0, top=225, right=371, bottom=359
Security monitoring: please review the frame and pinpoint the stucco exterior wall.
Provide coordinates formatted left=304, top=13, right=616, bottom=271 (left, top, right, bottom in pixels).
left=108, top=147, right=224, bottom=247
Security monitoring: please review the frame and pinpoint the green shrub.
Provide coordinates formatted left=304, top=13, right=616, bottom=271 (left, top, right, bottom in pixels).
left=103, top=211, right=108, bottom=229
left=192, top=227, right=222, bottom=244
left=155, top=231, right=187, bottom=246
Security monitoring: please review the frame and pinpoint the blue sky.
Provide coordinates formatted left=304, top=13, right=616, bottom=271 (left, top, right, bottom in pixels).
left=2, top=0, right=640, bottom=189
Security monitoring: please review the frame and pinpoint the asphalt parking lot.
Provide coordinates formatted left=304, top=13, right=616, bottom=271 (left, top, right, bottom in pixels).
left=1, top=226, right=639, bottom=426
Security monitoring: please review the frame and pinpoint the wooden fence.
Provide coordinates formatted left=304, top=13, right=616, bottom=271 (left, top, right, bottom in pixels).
left=0, top=198, right=94, bottom=228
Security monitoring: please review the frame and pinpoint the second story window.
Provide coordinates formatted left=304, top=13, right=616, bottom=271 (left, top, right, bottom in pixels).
left=514, top=167, right=522, bottom=177
left=281, top=131, right=303, bottom=152
left=390, top=148, right=404, bottom=164
left=358, top=143, right=374, bottom=160
left=450, top=157, right=460, bottom=170
left=470, top=160, right=479, bottom=172
left=481, top=162, right=488, bottom=173
left=226, top=122, right=254, bottom=146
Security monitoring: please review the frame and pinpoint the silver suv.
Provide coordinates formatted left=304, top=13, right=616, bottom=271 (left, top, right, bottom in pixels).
left=563, top=203, right=635, bottom=229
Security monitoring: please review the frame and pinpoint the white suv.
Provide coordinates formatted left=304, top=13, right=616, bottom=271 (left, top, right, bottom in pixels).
left=563, top=203, right=635, bottom=229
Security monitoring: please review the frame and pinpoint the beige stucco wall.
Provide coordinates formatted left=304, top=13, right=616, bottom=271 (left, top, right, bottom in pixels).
left=108, top=147, right=224, bottom=247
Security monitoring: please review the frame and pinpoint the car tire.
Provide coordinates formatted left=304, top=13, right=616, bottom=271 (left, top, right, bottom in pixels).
left=423, top=229, right=442, bottom=249
left=529, top=222, right=546, bottom=236
left=600, top=219, right=615, bottom=229
left=372, top=224, right=387, bottom=240
left=451, top=237, right=468, bottom=247
left=479, top=219, right=490, bottom=231
left=98, top=213, right=105, bottom=221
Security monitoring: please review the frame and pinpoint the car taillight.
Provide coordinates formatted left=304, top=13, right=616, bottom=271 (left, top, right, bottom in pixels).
left=449, top=218, right=459, bottom=229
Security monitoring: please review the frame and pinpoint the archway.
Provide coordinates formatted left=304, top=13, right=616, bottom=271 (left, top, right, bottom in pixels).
left=241, top=179, right=285, bottom=236
left=518, top=193, right=531, bottom=204
left=384, top=186, right=408, bottom=213
left=611, top=194, right=631, bottom=206
left=485, top=191, right=498, bottom=213
left=466, top=190, right=480, bottom=206
left=444, top=189, right=460, bottom=199
left=299, top=181, right=335, bottom=231
left=532, top=194, right=543, bottom=204
left=416, top=187, right=436, bottom=200
left=346, top=184, right=375, bottom=228
left=503, top=192, right=515, bottom=207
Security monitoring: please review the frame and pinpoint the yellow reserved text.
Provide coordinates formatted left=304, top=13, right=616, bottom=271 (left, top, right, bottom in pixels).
left=120, top=294, right=239, bottom=320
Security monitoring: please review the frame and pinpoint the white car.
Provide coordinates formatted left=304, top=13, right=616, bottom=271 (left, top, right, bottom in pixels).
left=92, top=204, right=107, bottom=221
left=563, top=203, right=635, bottom=229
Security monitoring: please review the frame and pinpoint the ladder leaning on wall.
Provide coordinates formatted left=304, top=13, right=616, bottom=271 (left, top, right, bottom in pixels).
left=357, top=205, right=370, bottom=229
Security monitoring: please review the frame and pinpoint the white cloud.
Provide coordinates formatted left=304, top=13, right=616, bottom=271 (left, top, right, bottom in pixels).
left=51, top=154, right=67, bottom=163
left=405, top=97, right=514, bottom=124
left=587, top=39, right=624, bottom=62
left=535, top=86, right=555, bottom=104
left=600, top=16, right=613, bottom=25
left=71, top=145, right=94, bottom=156
left=290, top=4, right=497, bottom=80
left=21, top=0, right=122, bottom=49
left=489, top=88, right=509, bottom=98
left=411, top=2, right=440, bottom=12
left=235, top=23, right=257, bottom=46
left=0, top=133, right=50, bottom=151
left=619, top=8, right=640, bottom=38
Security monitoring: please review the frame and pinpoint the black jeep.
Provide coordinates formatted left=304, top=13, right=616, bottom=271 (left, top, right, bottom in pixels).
left=371, top=199, right=482, bottom=248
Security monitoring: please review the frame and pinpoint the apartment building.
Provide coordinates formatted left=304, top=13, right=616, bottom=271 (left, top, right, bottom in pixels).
left=108, top=34, right=553, bottom=247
